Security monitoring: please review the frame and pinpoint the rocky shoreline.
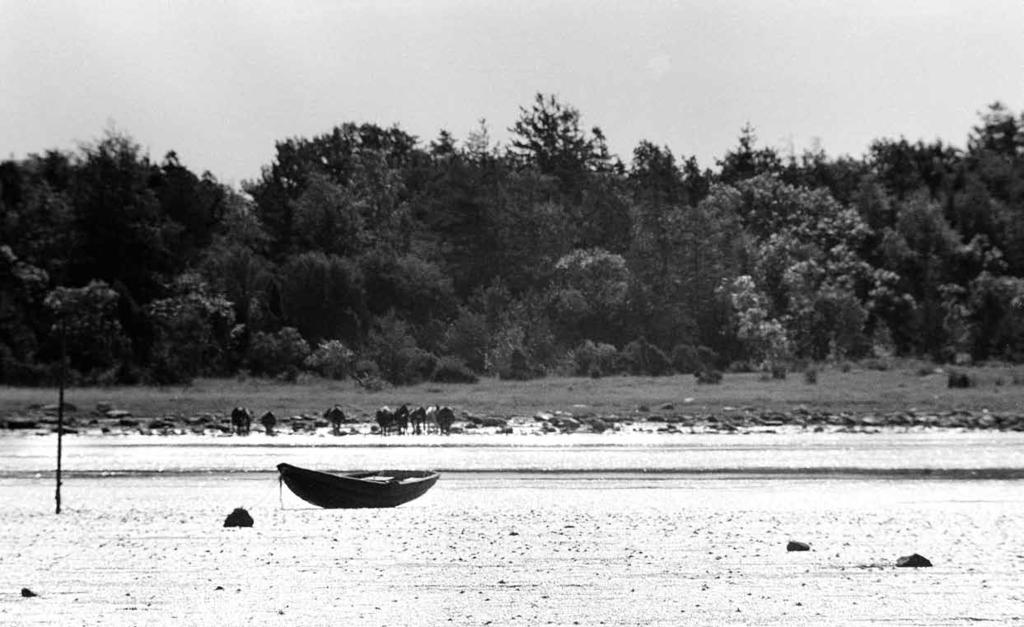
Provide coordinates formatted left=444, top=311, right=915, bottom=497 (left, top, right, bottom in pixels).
left=3, top=401, right=1024, bottom=436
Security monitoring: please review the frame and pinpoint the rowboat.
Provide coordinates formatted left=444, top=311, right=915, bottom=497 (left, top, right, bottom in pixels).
left=277, top=463, right=440, bottom=508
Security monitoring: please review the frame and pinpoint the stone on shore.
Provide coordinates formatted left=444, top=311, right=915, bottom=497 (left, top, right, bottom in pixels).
left=787, top=541, right=811, bottom=552
left=21, top=587, right=38, bottom=597
left=224, top=507, right=254, bottom=528
left=5, top=419, right=38, bottom=430
left=896, top=553, right=932, bottom=567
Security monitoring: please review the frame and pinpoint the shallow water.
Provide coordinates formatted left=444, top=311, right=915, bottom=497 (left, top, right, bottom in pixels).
left=4, top=430, right=1024, bottom=476
left=2, top=432, right=1024, bottom=625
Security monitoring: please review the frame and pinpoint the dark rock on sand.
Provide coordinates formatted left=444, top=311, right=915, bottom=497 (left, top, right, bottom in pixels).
left=470, top=415, right=509, bottom=429
left=21, top=587, right=38, bottom=597
left=896, top=553, right=932, bottom=567
left=5, top=419, right=38, bottom=430
left=581, top=417, right=610, bottom=433
left=223, top=507, right=254, bottom=528
left=550, top=416, right=581, bottom=432
left=290, top=420, right=313, bottom=433
left=787, top=541, right=811, bottom=551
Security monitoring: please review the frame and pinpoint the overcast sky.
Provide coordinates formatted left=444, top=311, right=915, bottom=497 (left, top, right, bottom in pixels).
left=3, top=0, right=1023, bottom=185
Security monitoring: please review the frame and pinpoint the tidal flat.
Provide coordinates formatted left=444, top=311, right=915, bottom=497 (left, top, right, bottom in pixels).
left=2, top=434, right=1023, bottom=625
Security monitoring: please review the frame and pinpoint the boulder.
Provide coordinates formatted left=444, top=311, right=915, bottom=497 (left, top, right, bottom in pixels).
left=473, top=416, right=508, bottom=429
left=786, top=541, right=811, bottom=552
left=582, top=417, right=610, bottom=433
left=896, top=553, right=932, bottom=567
left=551, top=416, right=581, bottom=432
left=21, top=587, right=37, bottom=598
left=5, top=419, right=38, bottom=430
left=223, top=507, right=254, bottom=528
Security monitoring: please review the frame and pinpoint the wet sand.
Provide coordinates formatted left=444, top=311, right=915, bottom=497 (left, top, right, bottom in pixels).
left=2, top=436, right=1023, bottom=625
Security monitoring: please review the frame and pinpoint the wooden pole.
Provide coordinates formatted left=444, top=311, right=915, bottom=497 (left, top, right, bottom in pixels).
left=55, top=319, right=65, bottom=515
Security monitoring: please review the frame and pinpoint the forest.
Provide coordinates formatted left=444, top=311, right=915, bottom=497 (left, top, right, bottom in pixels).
left=3, top=95, right=1024, bottom=386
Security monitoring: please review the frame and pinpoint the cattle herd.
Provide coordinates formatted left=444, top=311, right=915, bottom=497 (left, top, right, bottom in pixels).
left=228, top=404, right=456, bottom=436
left=375, top=404, right=456, bottom=435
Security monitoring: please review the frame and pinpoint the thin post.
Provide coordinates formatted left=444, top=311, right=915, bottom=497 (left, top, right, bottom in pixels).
left=55, top=319, right=65, bottom=514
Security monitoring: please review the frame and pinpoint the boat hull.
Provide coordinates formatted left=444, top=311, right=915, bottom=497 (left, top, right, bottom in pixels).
left=277, top=463, right=439, bottom=508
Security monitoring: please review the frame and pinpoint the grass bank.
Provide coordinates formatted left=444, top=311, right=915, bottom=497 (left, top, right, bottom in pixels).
left=3, top=362, right=1023, bottom=421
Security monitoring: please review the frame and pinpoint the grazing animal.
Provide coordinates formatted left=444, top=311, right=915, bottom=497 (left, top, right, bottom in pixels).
left=324, top=405, right=346, bottom=435
left=260, top=411, right=277, bottom=436
left=410, top=406, right=427, bottom=434
left=376, top=406, right=395, bottom=436
left=435, top=406, right=456, bottom=435
left=230, top=407, right=252, bottom=436
left=393, top=404, right=410, bottom=435
left=425, top=406, right=439, bottom=434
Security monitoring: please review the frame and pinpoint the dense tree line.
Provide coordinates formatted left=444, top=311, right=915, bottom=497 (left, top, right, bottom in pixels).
left=3, top=95, right=1024, bottom=386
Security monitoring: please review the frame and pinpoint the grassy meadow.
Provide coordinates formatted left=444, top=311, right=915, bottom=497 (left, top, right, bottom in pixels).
left=3, top=361, right=1024, bottom=422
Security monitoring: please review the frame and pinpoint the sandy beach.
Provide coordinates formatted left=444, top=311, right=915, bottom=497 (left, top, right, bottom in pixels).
left=2, top=433, right=1023, bottom=625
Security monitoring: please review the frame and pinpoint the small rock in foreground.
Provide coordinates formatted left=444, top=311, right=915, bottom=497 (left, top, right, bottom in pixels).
left=896, top=553, right=932, bottom=567
left=787, top=541, right=811, bottom=552
left=21, top=587, right=38, bottom=597
left=223, top=507, right=254, bottom=528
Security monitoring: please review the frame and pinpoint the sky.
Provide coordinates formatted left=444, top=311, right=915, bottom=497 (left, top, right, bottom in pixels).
left=2, top=0, right=1023, bottom=186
